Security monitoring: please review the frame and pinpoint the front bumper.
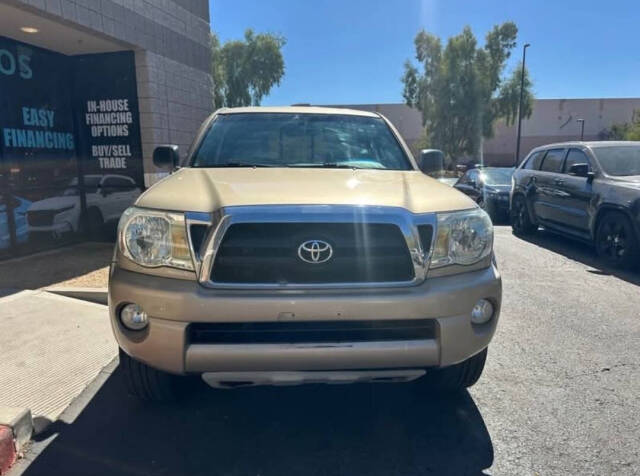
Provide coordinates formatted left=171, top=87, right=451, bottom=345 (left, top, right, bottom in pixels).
left=109, top=264, right=502, bottom=375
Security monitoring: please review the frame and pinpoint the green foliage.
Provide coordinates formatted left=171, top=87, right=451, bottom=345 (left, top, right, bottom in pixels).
left=625, top=110, right=640, bottom=140
left=412, top=128, right=431, bottom=153
left=402, top=23, right=534, bottom=158
left=496, top=65, right=534, bottom=127
left=606, top=123, right=630, bottom=140
left=211, top=29, right=286, bottom=108
left=604, top=110, right=640, bottom=140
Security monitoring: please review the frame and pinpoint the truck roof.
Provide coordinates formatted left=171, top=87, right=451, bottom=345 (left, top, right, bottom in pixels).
left=217, top=106, right=379, bottom=118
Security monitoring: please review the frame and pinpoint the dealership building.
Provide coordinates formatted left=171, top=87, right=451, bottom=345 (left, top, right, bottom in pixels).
left=0, top=0, right=213, bottom=258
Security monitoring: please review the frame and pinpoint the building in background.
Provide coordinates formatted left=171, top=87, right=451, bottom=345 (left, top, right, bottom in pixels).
left=0, top=0, right=213, bottom=258
left=335, top=99, right=640, bottom=166
left=485, top=98, right=640, bottom=165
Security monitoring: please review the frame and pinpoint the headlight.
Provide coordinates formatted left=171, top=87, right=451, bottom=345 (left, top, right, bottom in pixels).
left=431, top=208, right=493, bottom=268
left=118, top=207, right=193, bottom=270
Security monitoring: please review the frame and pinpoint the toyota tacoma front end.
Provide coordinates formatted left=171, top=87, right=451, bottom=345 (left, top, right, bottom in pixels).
left=108, top=107, right=501, bottom=400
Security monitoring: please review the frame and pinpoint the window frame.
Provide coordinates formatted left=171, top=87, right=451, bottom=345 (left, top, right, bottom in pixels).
left=522, top=150, right=544, bottom=170
left=563, top=148, right=592, bottom=174
left=539, top=148, right=568, bottom=174
left=467, top=169, right=480, bottom=185
left=101, top=176, right=136, bottom=190
left=188, top=112, right=415, bottom=171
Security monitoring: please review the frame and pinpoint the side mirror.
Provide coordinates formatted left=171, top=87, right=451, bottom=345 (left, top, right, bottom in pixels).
left=153, top=145, right=179, bottom=170
left=568, top=163, right=589, bottom=177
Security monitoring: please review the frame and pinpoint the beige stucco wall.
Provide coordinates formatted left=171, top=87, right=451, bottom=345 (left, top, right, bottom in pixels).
left=338, top=99, right=640, bottom=166
left=484, top=98, right=640, bottom=165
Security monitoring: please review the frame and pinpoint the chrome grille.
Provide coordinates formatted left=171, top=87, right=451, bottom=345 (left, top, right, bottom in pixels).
left=211, top=222, right=416, bottom=284
left=192, top=205, right=436, bottom=289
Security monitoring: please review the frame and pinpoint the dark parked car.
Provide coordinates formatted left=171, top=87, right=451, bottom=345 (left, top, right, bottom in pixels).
left=511, top=141, right=640, bottom=269
left=454, top=167, right=514, bottom=220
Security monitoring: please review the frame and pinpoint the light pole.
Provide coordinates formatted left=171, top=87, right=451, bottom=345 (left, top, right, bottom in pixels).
left=515, top=43, right=530, bottom=166
left=577, top=119, right=585, bottom=140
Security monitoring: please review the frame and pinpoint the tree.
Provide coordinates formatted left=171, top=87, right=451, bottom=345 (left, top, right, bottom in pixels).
left=402, top=23, right=534, bottom=159
left=627, top=112, right=640, bottom=140
left=496, top=65, right=533, bottom=127
left=604, top=110, right=640, bottom=140
left=211, top=29, right=286, bottom=108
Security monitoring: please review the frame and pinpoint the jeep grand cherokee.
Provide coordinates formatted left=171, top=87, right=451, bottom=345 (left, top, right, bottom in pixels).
left=511, top=141, right=640, bottom=269
left=109, top=107, right=502, bottom=401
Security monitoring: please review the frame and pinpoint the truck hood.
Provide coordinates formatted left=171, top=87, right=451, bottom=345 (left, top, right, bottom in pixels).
left=136, top=167, right=477, bottom=214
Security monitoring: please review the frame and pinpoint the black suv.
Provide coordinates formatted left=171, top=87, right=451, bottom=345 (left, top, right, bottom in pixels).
left=511, top=141, right=640, bottom=269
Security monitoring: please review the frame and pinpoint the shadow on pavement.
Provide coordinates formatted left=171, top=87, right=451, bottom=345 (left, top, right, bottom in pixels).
left=519, top=228, right=640, bottom=286
left=0, top=242, right=112, bottom=292
left=25, top=368, right=493, bottom=476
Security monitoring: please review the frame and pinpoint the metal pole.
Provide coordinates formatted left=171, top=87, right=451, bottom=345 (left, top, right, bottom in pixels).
left=515, top=43, right=530, bottom=166
left=577, top=119, right=585, bottom=140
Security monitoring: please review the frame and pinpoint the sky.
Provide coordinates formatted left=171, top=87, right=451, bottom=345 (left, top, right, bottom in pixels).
left=210, top=0, right=640, bottom=106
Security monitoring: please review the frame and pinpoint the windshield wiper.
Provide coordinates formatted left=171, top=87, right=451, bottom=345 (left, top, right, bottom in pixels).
left=321, top=163, right=362, bottom=169
left=289, top=163, right=364, bottom=169
left=211, top=162, right=275, bottom=168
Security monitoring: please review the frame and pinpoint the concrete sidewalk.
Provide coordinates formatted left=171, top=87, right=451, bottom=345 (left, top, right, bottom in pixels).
left=0, top=291, right=117, bottom=427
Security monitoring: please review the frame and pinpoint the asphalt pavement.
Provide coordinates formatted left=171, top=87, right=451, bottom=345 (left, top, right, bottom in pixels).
left=13, top=226, right=640, bottom=475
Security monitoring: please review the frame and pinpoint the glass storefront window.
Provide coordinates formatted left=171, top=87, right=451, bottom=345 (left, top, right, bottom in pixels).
left=0, top=35, right=143, bottom=257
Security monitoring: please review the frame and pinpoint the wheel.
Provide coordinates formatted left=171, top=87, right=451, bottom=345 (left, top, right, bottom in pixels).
left=414, top=348, right=488, bottom=393
left=595, top=211, right=639, bottom=269
left=119, top=348, right=182, bottom=401
left=510, top=195, right=537, bottom=236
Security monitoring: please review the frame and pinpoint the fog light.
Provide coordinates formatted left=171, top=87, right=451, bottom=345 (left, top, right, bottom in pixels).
left=120, top=304, right=148, bottom=330
left=471, top=299, right=494, bottom=325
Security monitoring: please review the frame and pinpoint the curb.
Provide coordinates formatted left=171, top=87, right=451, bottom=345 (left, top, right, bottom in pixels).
left=44, top=287, right=108, bottom=306
left=0, top=426, right=15, bottom=475
left=0, top=408, right=33, bottom=475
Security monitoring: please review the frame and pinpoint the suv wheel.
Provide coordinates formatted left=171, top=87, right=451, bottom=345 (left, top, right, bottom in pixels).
left=119, top=348, right=182, bottom=401
left=510, top=195, right=537, bottom=235
left=595, top=211, right=639, bottom=269
left=415, top=348, right=488, bottom=393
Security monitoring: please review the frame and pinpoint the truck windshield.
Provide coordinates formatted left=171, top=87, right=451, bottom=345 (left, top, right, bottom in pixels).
left=593, top=145, right=640, bottom=176
left=191, top=113, right=412, bottom=170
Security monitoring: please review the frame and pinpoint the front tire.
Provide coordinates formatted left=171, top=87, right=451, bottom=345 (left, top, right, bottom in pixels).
left=119, top=348, right=182, bottom=402
left=510, top=195, right=537, bottom=236
left=595, top=211, right=639, bottom=269
left=415, top=348, right=488, bottom=393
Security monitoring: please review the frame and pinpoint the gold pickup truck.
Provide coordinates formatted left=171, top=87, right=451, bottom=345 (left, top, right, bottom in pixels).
left=109, top=106, right=501, bottom=401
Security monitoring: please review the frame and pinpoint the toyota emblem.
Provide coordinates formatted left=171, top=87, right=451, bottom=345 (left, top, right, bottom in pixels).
left=297, top=240, right=333, bottom=264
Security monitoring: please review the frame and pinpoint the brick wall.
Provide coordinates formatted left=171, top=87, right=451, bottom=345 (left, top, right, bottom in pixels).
left=135, top=50, right=212, bottom=185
